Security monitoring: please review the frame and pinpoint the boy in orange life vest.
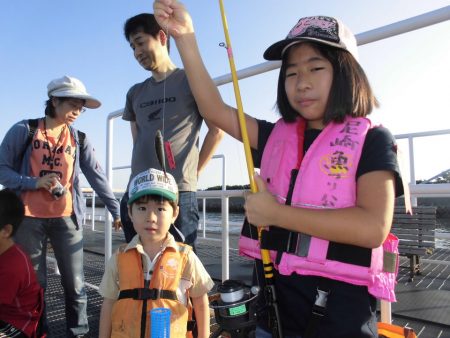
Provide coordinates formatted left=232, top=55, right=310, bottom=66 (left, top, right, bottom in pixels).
left=98, top=168, right=214, bottom=338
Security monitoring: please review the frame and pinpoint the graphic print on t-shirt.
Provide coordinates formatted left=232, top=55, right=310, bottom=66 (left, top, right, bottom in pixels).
left=147, top=108, right=162, bottom=121
left=22, top=120, right=75, bottom=218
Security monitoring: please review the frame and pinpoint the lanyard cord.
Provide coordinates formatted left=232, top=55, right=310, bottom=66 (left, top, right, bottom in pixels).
left=161, top=23, right=171, bottom=141
left=153, top=25, right=170, bottom=174
left=42, top=118, right=66, bottom=170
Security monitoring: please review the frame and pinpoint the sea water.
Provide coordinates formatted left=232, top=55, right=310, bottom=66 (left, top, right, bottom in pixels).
left=85, top=207, right=450, bottom=249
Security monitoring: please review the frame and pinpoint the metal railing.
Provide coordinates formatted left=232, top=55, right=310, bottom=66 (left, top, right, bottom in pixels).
left=198, top=155, right=226, bottom=238
left=396, top=130, right=450, bottom=206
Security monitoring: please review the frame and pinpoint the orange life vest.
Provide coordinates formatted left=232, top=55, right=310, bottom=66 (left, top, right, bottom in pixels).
left=111, top=243, right=192, bottom=338
left=377, top=322, right=417, bottom=338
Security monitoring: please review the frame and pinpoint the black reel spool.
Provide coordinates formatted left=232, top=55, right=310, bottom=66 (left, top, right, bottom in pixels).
left=210, top=279, right=259, bottom=338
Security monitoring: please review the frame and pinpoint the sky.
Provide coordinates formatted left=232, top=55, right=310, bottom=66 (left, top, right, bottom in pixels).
left=1, top=1, right=449, bottom=191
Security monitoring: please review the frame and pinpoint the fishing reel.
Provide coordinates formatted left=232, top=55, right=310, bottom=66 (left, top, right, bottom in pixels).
left=210, top=279, right=259, bottom=338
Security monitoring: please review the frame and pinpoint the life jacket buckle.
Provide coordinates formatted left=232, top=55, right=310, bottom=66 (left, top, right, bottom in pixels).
left=304, top=287, right=330, bottom=338
left=150, top=288, right=161, bottom=300
left=136, top=289, right=145, bottom=300
left=312, top=288, right=329, bottom=315
left=136, top=288, right=161, bottom=300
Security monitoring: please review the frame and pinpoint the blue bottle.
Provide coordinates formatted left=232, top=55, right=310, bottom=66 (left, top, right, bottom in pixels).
left=150, top=308, right=171, bottom=337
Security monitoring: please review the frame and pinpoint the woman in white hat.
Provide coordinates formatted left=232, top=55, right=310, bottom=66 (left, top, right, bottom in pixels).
left=0, top=75, right=121, bottom=337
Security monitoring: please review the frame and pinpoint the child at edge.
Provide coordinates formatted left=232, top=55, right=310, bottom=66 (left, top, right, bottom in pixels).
left=0, top=189, right=43, bottom=338
left=98, top=168, right=214, bottom=338
left=153, top=1, right=405, bottom=337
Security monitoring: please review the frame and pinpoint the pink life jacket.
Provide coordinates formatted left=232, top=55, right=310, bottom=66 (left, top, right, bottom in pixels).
left=239, top=116, right=399, bottom=301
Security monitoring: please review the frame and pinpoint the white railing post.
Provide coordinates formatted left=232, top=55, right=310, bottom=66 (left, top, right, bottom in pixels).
left=104, top=109, right=125, bottom=263
left=82, top=193, right=87, bottom=226
left=380, top=300, right=392, bottom=323
left=202, top=198, right=206, bottom=238
left=91, top=191, right=96, bottom=230
left=105, top=117, right=113, bottom=263
left=218, top=155, right=229, bottom=281
left=222, top=195, right=230, bottom=281
left=394, top=129, right=450, bottom=204
left=408, top=137, right=417, bottom=207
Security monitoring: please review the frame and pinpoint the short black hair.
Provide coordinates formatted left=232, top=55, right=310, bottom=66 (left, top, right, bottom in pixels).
left=276, top=42, right=378, bottom=124
left=123, top=13, right=170, bottom=53
left=0, top=188, right=25, bottom=237
left=44, top=97, right=73, bottom=118
left=44, top=98, right=56, bottom=118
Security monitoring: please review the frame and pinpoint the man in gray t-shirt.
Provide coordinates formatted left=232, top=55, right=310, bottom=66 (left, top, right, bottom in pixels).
left=121, top=13, right=223, bottom=248
left=123, top=69, right=201, bottom=192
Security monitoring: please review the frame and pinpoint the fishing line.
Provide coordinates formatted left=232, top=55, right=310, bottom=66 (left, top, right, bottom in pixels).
left=154, top=23, right=170, bottom=174
left=217, top=1, right=283, bottom=335
left=161, top=23, right=169, bottom=139
left=217, top=2, right=261, bottom=284
left=216, top=68, right=249, bottom=197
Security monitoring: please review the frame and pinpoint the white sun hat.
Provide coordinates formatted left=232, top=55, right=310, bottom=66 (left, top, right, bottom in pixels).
left=47, top=75, right=101, bottom=109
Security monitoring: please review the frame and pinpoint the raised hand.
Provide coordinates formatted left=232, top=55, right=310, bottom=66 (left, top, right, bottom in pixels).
left=153, top=0, right=194, bottom=38
left=244, top=173, right=279, bottom=227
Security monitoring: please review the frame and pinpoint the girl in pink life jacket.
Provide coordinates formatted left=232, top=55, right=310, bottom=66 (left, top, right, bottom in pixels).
left=154, top=1, right=404, bottom=337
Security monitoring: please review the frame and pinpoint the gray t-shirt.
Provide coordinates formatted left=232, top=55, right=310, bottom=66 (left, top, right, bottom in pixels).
left=123, top=69, right=202, bottom=191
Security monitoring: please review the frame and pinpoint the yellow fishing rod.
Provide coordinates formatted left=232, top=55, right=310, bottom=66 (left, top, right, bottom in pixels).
left=217, top=0, right=282, bottom=336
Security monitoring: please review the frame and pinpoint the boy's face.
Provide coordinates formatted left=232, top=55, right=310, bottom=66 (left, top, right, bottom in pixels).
left=129, top=30, right=166, bottom=72
left=128, top=198, right=178, bottom=244
left=0, top=224, right=13, bottom=254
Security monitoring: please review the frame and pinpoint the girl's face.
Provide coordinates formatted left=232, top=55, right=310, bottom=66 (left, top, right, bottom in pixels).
left=284, top=43, right=333, bottom=129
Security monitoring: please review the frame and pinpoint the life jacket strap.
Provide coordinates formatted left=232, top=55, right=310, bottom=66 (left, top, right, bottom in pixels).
left=118, top=288, right=178, bottom=301
left=261, top=228, right=374, bottom=268
left=187, top=320, right=196, bottom=332
left=119, top=288, right=197, bottom=334
left=304, top=283, right=330, bottom=338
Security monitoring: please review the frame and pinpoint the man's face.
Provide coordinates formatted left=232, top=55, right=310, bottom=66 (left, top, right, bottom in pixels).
left=129, top=31, right=164, bottom=71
